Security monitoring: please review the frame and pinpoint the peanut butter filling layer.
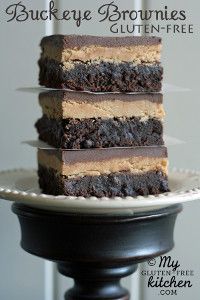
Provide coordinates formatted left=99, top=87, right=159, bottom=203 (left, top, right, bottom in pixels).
left=42, top=44, right=161, bottom=64
left=38, top=149, right=168, bottom=178
left=39, top=97, right=165, bottom=120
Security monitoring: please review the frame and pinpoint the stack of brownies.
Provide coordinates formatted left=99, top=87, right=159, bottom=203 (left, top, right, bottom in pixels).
left=36, top=35, right=169, bottom=198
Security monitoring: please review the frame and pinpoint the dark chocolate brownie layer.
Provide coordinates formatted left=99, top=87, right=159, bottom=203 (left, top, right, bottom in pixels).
left=40, top=34, right=161, bottom=49
left=35, top=115, right=164, bottom=149
left=38, top=165, right=169, bottom=197
left=38, top=58, right=163, bottom=92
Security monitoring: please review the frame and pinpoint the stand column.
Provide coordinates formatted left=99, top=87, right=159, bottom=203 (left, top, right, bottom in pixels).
left=59, top=262, right=137, bottom=300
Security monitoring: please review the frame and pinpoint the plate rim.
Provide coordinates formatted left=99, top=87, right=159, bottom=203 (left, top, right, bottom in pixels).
left=0, top=168, right=200, bottom=213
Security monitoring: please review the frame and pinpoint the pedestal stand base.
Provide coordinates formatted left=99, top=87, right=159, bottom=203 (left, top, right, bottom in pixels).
left=12, top=204, right=182, bottom=300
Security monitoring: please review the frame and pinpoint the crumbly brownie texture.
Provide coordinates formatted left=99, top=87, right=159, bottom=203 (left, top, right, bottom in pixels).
left=38, top=165, right=169, bottom=197
left=35, top=115, right=164, bottom=149
left=38, top=58, right=163, bottom=92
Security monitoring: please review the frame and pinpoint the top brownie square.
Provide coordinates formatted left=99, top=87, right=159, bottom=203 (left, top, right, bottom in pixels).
left=38, top=34, right=163, bottom=92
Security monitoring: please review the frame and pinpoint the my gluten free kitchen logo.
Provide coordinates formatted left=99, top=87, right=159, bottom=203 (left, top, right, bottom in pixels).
left=4, top=1, right=194, bottom=35
left=141, top=255, right=194, bottom=296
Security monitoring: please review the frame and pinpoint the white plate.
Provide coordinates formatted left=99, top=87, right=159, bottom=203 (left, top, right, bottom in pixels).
left=0, top=169, right=200, bottom=215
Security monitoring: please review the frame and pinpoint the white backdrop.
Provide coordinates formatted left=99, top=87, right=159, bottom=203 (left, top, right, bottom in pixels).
left=0, top=0, right=200, bottom=299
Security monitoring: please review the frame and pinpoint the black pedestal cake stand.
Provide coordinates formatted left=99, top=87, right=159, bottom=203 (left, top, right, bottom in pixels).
left=12, top=203, right=182, bottom=300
